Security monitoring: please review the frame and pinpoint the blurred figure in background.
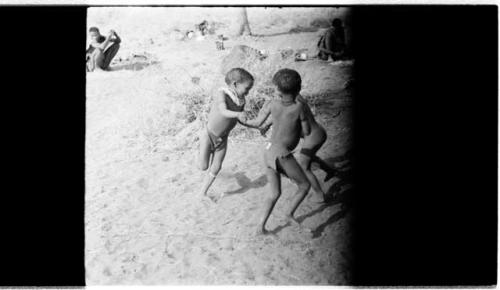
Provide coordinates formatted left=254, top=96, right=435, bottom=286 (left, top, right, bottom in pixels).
left=317, top=18, right=346, bottom=61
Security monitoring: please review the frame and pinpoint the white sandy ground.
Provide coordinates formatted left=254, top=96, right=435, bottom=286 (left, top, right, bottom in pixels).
left=86, top=7, right=353, bottom=285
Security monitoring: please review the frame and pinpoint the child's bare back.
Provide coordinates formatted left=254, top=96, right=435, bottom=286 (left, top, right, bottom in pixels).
left=268, top=99, right=305, bottom=151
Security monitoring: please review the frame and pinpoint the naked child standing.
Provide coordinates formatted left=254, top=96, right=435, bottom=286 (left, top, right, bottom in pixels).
left=198, top=68, right=253, bottom=201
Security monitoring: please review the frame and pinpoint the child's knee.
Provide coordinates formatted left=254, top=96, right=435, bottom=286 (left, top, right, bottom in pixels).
left=199, top=162, right=209, bottom=171
left=298, top=157, right=310, bottom=170
left=266, top=190, right=280, bottom=202
left=210, top=162, right=222, bottom=175
left=299, top=180, right=311, bottom=192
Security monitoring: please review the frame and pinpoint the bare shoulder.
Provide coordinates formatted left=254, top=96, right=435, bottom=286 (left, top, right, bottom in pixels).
left=295, top=99, right=306, bottom=110
left=269, top=99, right=282, bottom=112
left=297, top=94, right=307, bottom=103
left=265, top=99, right=274, bottom=107
left=298, top=96, right=313, bottom=111
left=215, top=89, right=228, bottom=102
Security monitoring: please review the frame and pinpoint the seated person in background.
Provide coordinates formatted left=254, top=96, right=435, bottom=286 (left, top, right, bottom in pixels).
left=86, top=27, right=121, bottom=72
left=317, top=18, right=346, bottom=61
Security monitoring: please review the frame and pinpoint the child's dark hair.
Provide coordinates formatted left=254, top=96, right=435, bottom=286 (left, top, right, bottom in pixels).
left=89, top=27, right=100, bottom=33
left=332, top=18, right=343, bottom=28
left=225, top=68, right=254, bottom=85
left=272, top=68, right=302, bottom=95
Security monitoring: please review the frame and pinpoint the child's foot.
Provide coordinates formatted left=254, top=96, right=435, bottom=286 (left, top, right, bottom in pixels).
left=201, top=194, right=216, bottom=204
left=308, top=193, right=325, bottom=204
left=256, top=227, right=269, bottom=236
left=217, top=192, right=226, bottom=202
left=323, top=193, right=335, bottom=204
left=286, top=216, right=312, bottom=233
left=256, top=228, right=279, bottom=242
left=324, top=170, right=337, bottom=182
left=287, top=216, right=301, bottom=227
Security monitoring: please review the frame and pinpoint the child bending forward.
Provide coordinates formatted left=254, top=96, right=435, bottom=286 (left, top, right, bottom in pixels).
left=198, top=68, right=253, bottom=201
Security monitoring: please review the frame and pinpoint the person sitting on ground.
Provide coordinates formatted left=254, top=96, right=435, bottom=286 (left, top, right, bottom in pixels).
left=239, top=69, right=311, bottom=236
left=86, top=27, right=121, bottom=72
left=259, top=94, right=338, bottom=204
left=198, top=68, right=253, bottom=202
left=317, top=18, right=346, bottom=61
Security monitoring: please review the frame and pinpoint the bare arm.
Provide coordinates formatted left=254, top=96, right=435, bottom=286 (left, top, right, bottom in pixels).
left=300, top=103, right=311, bottom=136
left=319, top=29, right=335, bottom=55
left=93, top=31, right=116, bottom=50
left=112, top=31, right=121, bottom=44
left=258, top=117, right=273, bottom=136
left=240, top=100, right=271, bottom=128
left=216, top=91, right=243, bottom=119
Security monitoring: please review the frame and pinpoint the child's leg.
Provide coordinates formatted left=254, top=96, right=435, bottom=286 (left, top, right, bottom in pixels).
left=198, top=130, right=212, bottom=171
left=311, top=155, right=337, bottom=181
left=280, top=156, right=311, bottom=224
left=257, top=167, right=281, bottom=235
left=298, top=153, right=326, bottom=202
left=102, top=43, right=120, bottom=69
left=200, top=145, right=227, bottom=197
left=91, top=49, right=105, bottom=71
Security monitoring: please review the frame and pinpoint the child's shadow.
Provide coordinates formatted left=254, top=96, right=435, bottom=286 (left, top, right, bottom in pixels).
left=311, top=187, right=354, bottom=238
left=224, top=172, right=268, bottom=195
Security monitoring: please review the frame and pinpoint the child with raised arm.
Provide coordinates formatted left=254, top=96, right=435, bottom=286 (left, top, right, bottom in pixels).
left=239, top=68, right=311, bottom=235
left=259, top=94, right=337, bottom=204
left=86, top=27, right=121, bottom=72
left=198, top=68, right=253, bottom=201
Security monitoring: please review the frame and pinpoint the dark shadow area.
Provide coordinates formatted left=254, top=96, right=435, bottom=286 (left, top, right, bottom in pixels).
left=224, top=172, right=268, bottom=195
left=296, top=202, right=336, bottom=223
left=267, top=223, right=289, bottom=235
left=312, top=149, right=352, bottom=181
left=109, top=61, right=159, bottom=71
left=270, top=162, right=353, bottom=235
left=311, top=189, right=352, bottom=238
left=294, top=149, right=353, bottom=224
left=324, top=148, right=353, bottom=165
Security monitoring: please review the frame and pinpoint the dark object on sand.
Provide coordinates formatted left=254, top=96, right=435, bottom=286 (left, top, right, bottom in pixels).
left=295, top=53, right=308, bottom=61
left=280, top=49, right=294, bottom=60
left=216, top=40, right=225, bottom=50
left=191, top=77, right=200, bottom=85
left=216, top=35, right=225, bottom=50
left=186, top=30, right=195, bottom=39
left=196, top=20, right=209, bottom=35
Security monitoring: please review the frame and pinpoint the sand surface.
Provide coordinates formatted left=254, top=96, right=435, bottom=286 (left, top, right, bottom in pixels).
left=85, top=7, right=353, bottom=285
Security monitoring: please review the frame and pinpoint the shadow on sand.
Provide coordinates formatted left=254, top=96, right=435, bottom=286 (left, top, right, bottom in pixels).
left=224, top=172, right=268, bottom=196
